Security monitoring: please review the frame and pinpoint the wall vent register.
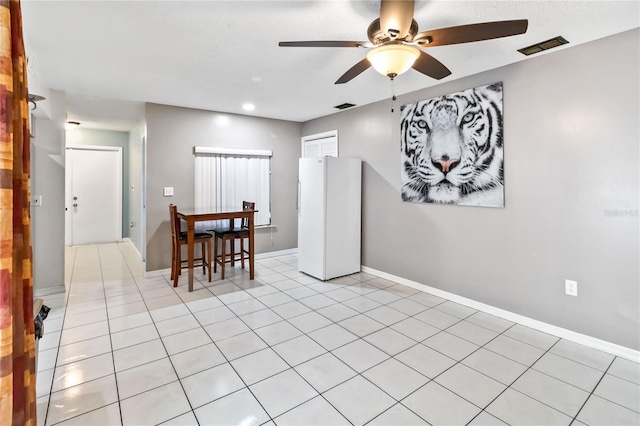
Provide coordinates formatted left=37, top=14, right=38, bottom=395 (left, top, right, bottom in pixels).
left=518, top=36, right=569, bottom=56
left=334, top=103, right=356, bottom=110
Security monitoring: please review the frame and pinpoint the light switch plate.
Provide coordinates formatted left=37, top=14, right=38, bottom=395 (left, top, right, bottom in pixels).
left=163, top=187, right=174, bottom=197
left=33, top=195, right=43, bottom=206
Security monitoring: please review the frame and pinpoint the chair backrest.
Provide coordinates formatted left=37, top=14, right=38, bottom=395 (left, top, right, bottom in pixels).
left=169, top=204, right=180, bottom=244
left=241, top=201, right=255, bottom=229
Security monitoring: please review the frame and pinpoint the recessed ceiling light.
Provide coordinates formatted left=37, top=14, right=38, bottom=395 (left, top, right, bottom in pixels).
left=243, top=103, right=255, bottom=111
left=251, top=76, right=263, bottom=82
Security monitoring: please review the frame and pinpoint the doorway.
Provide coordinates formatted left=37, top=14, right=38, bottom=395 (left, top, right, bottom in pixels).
left=65, top=146, right=122, bottom=245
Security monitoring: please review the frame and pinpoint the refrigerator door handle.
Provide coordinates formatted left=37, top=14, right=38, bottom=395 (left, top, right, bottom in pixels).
left=297, top=180, right=301, bottom=214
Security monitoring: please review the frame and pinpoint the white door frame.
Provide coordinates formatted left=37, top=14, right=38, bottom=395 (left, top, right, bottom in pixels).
left=141, top=133, right=147, bottom=262
left=65, top=145, right=123, bottom=246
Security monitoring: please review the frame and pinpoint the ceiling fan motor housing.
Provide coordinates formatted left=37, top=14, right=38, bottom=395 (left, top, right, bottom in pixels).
left=367, top=18, right=419, bottom=45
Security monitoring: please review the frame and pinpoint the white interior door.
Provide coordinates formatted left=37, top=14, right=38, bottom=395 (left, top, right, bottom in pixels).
left=66, top=146, right=122, bottom=245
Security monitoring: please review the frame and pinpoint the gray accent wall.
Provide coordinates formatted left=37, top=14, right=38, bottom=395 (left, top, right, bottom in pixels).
left=31, top=90, right=66, bottom=294
left=66, top=128, right=131, bottom=238
left=145, top=103, right=302, bottom=272
left=302, top=29, right=640, bottom=350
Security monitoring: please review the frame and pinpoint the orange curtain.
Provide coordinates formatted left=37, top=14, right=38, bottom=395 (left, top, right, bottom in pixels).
left=0, top=0, right=36, bottom=424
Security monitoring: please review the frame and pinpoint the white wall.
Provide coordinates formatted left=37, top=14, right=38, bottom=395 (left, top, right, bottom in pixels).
left=31, top=90, right=66, bottom=294
left=145, top=104, right=302, bottom=272
left=302, top=29, right=640, bottom=350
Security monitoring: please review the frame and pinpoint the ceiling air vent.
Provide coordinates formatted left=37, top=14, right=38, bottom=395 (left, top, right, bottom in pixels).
left=518, top=36, right=569, bottom=56
left=334, top=103, right=356, bottom=110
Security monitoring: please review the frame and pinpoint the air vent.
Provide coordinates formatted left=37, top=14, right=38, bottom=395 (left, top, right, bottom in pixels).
left=518, top=36, right=569, bottom=56
left=334, top=103, right=356, bottom=110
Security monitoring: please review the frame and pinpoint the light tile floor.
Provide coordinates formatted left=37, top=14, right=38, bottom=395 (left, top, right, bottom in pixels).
left=36, top=243, right=640, bottom=425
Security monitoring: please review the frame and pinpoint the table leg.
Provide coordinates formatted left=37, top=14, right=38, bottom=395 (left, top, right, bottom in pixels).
left=249, top=213, right=255, bottom=280
left=187, top=220, right=195, bottom=292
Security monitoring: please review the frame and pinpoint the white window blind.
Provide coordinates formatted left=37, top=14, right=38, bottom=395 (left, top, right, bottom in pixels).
left=194, top=147, right=271, bottom=230
left=301, top=130, right=338, bottom=158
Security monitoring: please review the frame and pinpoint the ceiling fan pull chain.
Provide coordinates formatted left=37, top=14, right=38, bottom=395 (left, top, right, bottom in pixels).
left=390, top=78, right=397, bottom=113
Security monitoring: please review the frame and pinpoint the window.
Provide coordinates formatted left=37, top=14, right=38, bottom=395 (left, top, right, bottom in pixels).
left=194, top=146, right=271, bottom=230
left=301, top=130, right=338, bottom=158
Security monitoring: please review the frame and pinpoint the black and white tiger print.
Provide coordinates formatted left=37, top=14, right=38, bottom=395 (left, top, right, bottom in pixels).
left=400, top=82, right=504, bottom=207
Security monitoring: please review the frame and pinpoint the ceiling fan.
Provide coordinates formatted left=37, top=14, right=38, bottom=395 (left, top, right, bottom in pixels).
left=279, top=0, right=528, bottom=84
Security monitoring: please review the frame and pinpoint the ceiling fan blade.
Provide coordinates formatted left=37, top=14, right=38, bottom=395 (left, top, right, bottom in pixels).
left=335, top=58, right=371, bottom=84
left=380, top=0, right=415, bottom=39
left=415, top=20, right=528, bottom=47
left=412, top=51, right=451, bottom=80
left=279, top=41, right=370, bottom=48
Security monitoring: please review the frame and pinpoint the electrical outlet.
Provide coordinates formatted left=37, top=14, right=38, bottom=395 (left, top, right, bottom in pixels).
left=163, top=187, right=174, bottom=197
left=565, top=279, right=578, bottom=297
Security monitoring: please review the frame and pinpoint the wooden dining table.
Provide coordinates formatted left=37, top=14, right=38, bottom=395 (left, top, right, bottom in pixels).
left=176, top=207, right=256, bottom=292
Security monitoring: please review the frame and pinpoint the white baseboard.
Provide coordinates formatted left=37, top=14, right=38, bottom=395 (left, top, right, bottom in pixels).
left=143, top=248, right=299, bottom=278
left=34, top=285, right=66, bottom=297
left=255, top=248, right=298, bottom=259
left=122, top=238, right=143, bottom=260
left=361, top=266, right=640, bottom=363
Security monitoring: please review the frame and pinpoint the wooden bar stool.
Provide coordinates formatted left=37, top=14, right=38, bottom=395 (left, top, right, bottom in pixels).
left=211, top=201, right=255, bottom=280
left=169, top=204, right=212, bottom=286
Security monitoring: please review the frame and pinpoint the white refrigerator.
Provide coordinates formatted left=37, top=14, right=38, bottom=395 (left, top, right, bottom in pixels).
left=298, top=157, right=362, bottom=281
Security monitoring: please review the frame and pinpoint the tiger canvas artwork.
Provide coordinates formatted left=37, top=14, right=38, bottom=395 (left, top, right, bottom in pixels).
left=400, top=82, right=504, bottom=208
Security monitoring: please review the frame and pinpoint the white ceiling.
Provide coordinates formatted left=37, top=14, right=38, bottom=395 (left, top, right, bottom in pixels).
left=21, top=1, right=639, bottom=130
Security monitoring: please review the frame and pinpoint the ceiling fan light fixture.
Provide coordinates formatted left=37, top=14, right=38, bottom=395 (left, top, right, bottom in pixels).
left=366, top=44, right=420, bottom=79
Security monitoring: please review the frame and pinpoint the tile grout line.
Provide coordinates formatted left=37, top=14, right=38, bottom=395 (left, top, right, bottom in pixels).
left=465, top=335, right=577, bottom=425
left=50, top=253, right=416, bottom=424
left=128, top=245, right=203, bottom=425
left=192, top=260, right=381, bottom=423
left=49, top=247, right=111, bottom=424
left=176, top=274, right=469, bottom=424
left=370, top=316, right=572, bottom=425
left=369, top=310, right=498, bottom=425
left=185, top=264, right=334, bottom=424
left=159, top=255, right=314, bottom=421
left=243, top=269, right=366, bottom=424
left=569, top=356, right=625, bottom=424
left=217, top=275, right=447, bottom=424
left=43, top=246, right=640, bottom=426
left=101, top=243, right=126, bottom=426
left=51, top=265, right=511, bottom=425
left=41, top=244, right=77, bottom=426
left=47, top=244, right=118, bottom=426
left=54, top=243, right=167, bottom=424
left=386, top=318, right=527, bottom=425
left=461, top=321, right=538, bottom=425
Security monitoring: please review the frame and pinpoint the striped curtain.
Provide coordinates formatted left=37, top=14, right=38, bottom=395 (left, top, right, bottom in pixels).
left=0, top=0, right=37, bottom=425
